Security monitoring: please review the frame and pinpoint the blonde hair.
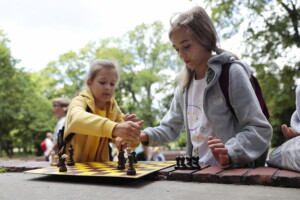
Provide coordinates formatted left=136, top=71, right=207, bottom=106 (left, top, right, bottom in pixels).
left=169, top=6, right=232, bottom=88
left=87, top=59, right=120, bottom=85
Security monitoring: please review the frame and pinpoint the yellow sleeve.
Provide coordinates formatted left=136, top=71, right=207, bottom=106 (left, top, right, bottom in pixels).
left=64, top=96, right=117, bottom=139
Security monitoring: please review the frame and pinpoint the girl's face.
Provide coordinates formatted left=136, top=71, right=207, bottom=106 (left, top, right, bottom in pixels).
left=87, top=68, right=117, bottom=110
left=170, top=27, right=211, bottom=72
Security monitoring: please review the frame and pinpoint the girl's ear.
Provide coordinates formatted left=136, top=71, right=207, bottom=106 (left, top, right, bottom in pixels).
left=87, top=79, right=92, bottom=88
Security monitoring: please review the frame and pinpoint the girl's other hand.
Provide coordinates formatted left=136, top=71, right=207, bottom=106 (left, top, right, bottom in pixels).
left=207, top=136, right=230, bottom=167
left=281, top=124, right=299, bottom=139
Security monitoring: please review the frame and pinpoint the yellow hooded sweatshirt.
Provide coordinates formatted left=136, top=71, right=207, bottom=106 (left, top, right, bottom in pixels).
left=64, top=90, right=124, bottom=162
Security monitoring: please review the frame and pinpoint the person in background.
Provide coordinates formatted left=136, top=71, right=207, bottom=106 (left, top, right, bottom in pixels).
left=44, top=132, right=54, bottom=161
left=51, top=97, right=70, bottom=153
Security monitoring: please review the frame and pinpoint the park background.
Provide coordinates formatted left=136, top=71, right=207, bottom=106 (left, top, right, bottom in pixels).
left=0, top=0, right=299, bottom=158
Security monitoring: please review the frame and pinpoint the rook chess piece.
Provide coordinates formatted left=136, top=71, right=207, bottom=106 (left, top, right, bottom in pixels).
left=174, top=155, right=180, bottom=170
left=59, top=154, right=68, bottom=172
left=192, top=155, right=201, bottom=170
left=178, top=155, right=186, bottom=170
left=67, top=144, right=75, bottom=166
left=127, top=153, right=136, bottom=175
left=186, top=155, right=194, bottom=170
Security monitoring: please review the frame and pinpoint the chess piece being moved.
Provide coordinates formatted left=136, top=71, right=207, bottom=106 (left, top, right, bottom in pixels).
left=127, top=153, right=136, bottom=175
left=117, top=145, right=126, bottom=170
left=59, top=154, right=68, bottom=172
left=67, top=144, right=75, bottom=166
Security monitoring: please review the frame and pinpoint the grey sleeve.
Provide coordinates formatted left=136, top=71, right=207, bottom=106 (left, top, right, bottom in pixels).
left=225, top=63, right=273, bottom=165
left=143, top=87, right=185, bottom=147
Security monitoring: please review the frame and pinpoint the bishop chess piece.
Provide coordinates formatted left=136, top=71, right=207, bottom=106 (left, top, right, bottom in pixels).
left=192, top=155, right=201, bottom=170
left=127, top=153, right=136, bottom=175
left=174, top=156, right=180, bottom=170
left=186, top=155, right=194, bottom=170
left=117, top=147, right=126, bottom=170
left=67, top=144, right=75, bottom=166
left=59, top=154, right=68, bottom=172
left=178, top=155, right=186, bottom=170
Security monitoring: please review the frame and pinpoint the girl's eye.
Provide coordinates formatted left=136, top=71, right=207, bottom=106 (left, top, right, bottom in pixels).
left=99, top=82, right=105, bottom=85
left=110, top=83, right=115, bottom=87
left=183, top=45, right=191, bottom=49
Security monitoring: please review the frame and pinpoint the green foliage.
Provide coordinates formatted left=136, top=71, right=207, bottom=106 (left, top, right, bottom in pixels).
left=204, top=0, right=300, bottom=147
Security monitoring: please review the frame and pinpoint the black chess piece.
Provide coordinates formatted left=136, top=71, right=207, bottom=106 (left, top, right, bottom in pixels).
left=186, top=155, right=194, bottom=170
left=192, top=155, right=201, bottom=170
left=67, top=144, right=75, bottom=166
left=59, top=154, right=67, bottom=172
left=178, top=155, right=186, bottom=170
left=127, top=153, right=136, bottom=175
left=117, top=149, right=126, bottom=170
left=57, top=151, right=62, bottom=167
left=132, top=151, right=137, bottom=163
left=174, top=155, right=180, bottom=170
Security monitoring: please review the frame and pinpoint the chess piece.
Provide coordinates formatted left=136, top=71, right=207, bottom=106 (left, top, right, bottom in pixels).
left=59, top=154, right=68, bottom=172
left=186, top=155, right=194, bottom=170
left=52, top=154, right=59, bottom=166
left=192, top=155, right=201, bottom=170
left=127, top=153, right=136, bottom=175
left=117, top=149, right=126, bottom=170
left=67, top=144, right=75, bottom=166
left=57, top=151, right=62, bottom=167
left=132, top=151, right=137, bottom=163
left=178, top=155, right=186, bottom=170
left=50, top=151, right=56, bottom=166
left=174, top=155, right=180, bottom=170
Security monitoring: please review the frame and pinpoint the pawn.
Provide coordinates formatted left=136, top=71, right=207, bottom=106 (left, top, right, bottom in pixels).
left=192, top=155, right=201, bottom=170
left=127, top=153, right=136, bottom=175
left=186, top=155, right=194, bottom=170
left=178, top=155, right=186, bottom=170
left=59, top=154, right=68, bottom=172
left=174, top=156, right=180, bottom=170
left=67, top=144, right=75, bottom=166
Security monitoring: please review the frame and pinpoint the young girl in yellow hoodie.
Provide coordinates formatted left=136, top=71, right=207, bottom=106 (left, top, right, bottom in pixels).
left=64, top=59, right=143, bottom=163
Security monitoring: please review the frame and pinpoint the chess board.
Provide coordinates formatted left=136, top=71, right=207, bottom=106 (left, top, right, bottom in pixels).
left=25, top=161, right=175, bottom=179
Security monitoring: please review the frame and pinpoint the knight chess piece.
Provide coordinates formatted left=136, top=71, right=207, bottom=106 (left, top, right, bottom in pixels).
left=127, top=153, right=136, bottom=175
left=67, top=144, right=75, bottom=166
left=59, top=154, right=68, bottom=172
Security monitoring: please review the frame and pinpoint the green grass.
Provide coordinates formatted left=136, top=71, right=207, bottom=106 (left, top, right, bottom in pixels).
left=0, top=168, right=6, bottom=173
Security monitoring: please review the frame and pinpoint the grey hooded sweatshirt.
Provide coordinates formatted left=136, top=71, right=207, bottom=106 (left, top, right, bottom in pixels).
left=143, top=52, right=273, bottom=167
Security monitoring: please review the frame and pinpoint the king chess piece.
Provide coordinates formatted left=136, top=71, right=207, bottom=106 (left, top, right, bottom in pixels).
left=59, top=154, right=68, bottom=172
left=67, top=144, right=75, bottom=166
left=132, top=151, right=137, bottom=163
left=56, top=151, right=62, bottom=167
left=117, top=149, right=126, bottom=170
left=127, top=153, right=136, bottom=175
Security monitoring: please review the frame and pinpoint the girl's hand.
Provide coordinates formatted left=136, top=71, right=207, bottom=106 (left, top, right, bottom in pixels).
left=123, top=114, right=140, bottom=122
left=207, top=136, right=230, bottom=167
left=112, top=120, right=144, bottom=141
left=115, top=137, right=127, bottom=151
left=281, top=124, right=299, bottom=139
